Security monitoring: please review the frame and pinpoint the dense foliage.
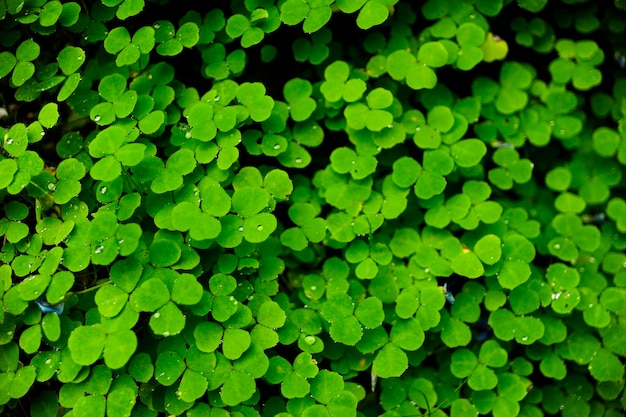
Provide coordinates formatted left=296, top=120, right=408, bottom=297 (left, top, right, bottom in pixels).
left=1, top=0, right=626, bottom=416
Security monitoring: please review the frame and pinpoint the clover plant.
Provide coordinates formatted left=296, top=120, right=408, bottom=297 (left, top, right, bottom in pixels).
left=2, top=0, right=626, bottom=416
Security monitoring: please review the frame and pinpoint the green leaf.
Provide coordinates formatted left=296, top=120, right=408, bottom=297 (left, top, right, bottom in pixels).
left=95, top=284, right=128, bottom=318
left=104, top=329, right=137, bottom=369
left=4, top=123, right=29, bottom=157
left=99, top=74, right=127, bottom=102
left=356, top=0, right=390, bottom=30
left=57, top=46, right=85, bottom=76
left=149, top=301, right=186, bottom=336
left=373, top=342, right=408, bottom=378
left=171, top=273, right=203, bottom=305
left=177, top=22, right=200, bottom=48
left=451, top=398, right=479, bottom=417
left=391, top=317, right=424, bottom=350
left=280, top=0, right=309, bottom=25
left=264, top=169, right=293, bottom=200
left=468, top=364, right=498, bottom=390
left=418, top=41, right=449, bottom=68
left=165, top=148, right=195, bottom=176
left=311, top=370, right=344, bottom=404
left=451, top=349, right=477, bottom=378
left=138, top=110, right=165, bottom=134
left=354, top=297, right=385, bottom=328
left=16, top=39, right=40, bottom=62
left=329, top=315, right=363, bottom=345
left=105, top=27, right=132, bottom=52
left=451, top=251, right=484, bottom=278
left=155, top=350, right=185, bottom=386
left=593, top=127, right=621, bottom=158
left=220, top=369, right=256, bottom=406
left=68, top=325, right=106, bottom=366
left=518, top=0, right=547, bottom=12
left=90, top=155, right=122, bottom=182
left=451, top=139, right=487, bottom=167
left=157, top=39, right=184, bottom=56
left=223, top=328, right=251, bottom=360
left=441, top=316, right=472, bottom=347
left=232, top=187, right=270, bottom=217
left=149, top=238, right=182, bottom=267
left=243, top=213, right=277, bottom=243
left=0, top=52, right=17, bottom=79
left=0, top=159, right=18, bottom=189
left=89, top=126, right=126, bottom=157
left=130, top=278, right=170, bottom=311
left=589, top=349, right=624, bottom=382
left=11, top=61, right=34, bottom=87
left=474, top=235, right=502, bottom=265
left=19, top=325, right=41, bottom=354
left=178, top=369, right=208, bottom=402
left=116, top=0, right=145, bottom=20
left=39, top=0, right=63, bottom=26
left=257, top=300, right=287, bottom=329
left=38, top=103, right=59, bottom=129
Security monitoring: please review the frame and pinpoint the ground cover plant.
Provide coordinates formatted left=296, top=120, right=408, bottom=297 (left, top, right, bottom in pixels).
left=1, top=0, right=626, bottom=416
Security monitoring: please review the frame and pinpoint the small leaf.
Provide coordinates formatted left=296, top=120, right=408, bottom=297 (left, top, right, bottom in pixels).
left=57, top=46, right=85, bottom=76
left=257, top=300, right=286, bottom=329
left=38, top=103, right=59, bottom=129
left=149, top=301, right=186, bottom=336
left=68, top=325, right=106, bottom=366
left=373, top=342, right=408, bottom=378
left=356, top=0, right=390, bottom=30
left=451, top=251, right=484, bottom=278
left=311, top=370, right=344, bottom=404
left=221, top=369, right=256, bottom=405
left=451, top=139, right=487, bottom=167
left=418, top=41, right=449, bottom=68
left=104, top=329, right=137, bottom=369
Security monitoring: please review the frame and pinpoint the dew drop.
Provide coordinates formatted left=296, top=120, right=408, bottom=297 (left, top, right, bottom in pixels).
left=273, top=144, right=281, bottom=150
left=256, top=224, right=264, bottom=231
left=94, top=115, right=102, bottom=122
left=521, top=336, right=528, bottom=342
left=47, top=183, right=56, bottom=191
left=238, top=226, right=244, bottom=232
left=553, top=243, right=561, bottom=250
left=6, top=138, right=13, bottom=145
left=162, top=331, right=170, bottom=337
left=295, top=158, right=302, bottom=164
left=153, top=312, right=160, bottom=319
left=100, top=186, right=107, bottom=194
left=94, top=245, right=104, bottom=254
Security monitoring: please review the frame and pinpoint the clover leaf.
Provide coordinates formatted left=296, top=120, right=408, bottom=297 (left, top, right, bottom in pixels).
left=280, top=0, right=333, bottom=33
